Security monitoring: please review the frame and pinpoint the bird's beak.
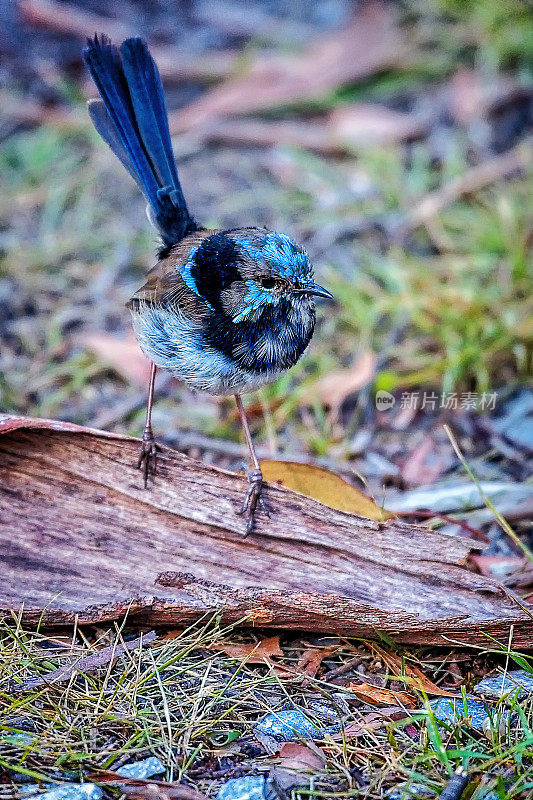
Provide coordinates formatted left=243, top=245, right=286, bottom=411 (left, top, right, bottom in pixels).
left=300, top=283, right=334, bottom=300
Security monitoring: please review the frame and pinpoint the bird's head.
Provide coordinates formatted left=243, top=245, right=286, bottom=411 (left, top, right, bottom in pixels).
left=217, top=229, right=332, bottom=324
left=179, top=228, right=332, bottom=328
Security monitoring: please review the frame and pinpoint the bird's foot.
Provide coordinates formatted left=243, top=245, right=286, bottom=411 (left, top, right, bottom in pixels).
left=137, top=428, right=159, bottom=488
left=237, top=467, right=270, bottom=535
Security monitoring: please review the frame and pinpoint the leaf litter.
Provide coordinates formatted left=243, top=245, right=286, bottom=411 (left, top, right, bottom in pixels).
left=1, top=620, right=532, bottom=799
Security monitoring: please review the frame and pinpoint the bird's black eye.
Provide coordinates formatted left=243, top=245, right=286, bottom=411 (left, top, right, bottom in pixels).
left=261, top=277, right=276, bottom=290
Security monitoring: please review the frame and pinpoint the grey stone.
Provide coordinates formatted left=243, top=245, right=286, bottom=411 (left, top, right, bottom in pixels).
left=2, top=733, right=35, bottom=746
left=473, top=670, right=533, bottom=701
left=386, top=783, right=435, bottom=800
left=34, top=785, right=102, bottom=800
left=255, top=708, right=337, bottom=741
left=216, top=775, right=266, bottom=800
left=429, top=697, right=508, bottom=731
left=115, top=757, right=165, bottom=779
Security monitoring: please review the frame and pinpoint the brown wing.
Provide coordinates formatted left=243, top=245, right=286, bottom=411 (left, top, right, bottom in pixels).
left=126, top=229, right=215, bottom=317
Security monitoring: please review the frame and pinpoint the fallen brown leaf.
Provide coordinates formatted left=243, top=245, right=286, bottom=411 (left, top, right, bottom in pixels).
left=210, top=635, right=283, bottom=664
left=470, top=554, right=525, bottom=579
left=81, top=333, right=151, bottom=387
left=202, top=103, right=429, bottom=154
left=400, top=436, right=447, bottom=488
left=277, top=741, right=326, bottom=772
left=302, top=351, right=377, bottom=420
left=331, top=713, right=385, bottom=740
left=202, top=118, right=334, bottom=153
left=449, top=67, right=527, bottom=125
left=330, top=104, right=429, bottom=147
left=297, top=645, right=339, bottom=677
left=260, top=460, right=390, bottom=521
left=347, top=681, right=417, bottom=707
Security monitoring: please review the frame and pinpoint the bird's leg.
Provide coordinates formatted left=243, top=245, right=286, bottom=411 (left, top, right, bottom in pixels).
left=235, top=393, right=270, bottom=534
left=137, top=362, right=159, bottom=488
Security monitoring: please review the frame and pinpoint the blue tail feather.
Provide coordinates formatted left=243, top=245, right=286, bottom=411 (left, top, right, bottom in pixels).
left=88, top=99, right=143, bottom=188
left=83, top=34, right=196, bottom=245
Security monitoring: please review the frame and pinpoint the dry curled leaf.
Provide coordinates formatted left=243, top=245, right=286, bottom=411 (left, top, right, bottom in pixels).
left=297, top=645, right=339, bottom=677
left=210, top=635, right=283, bottom=664
left=347, top=682, right=417, bottom=708
left=331, top=713, right=385, bottom=740
left=260, top=460, right=390, bottom=521
left=81, top=332, right=151, bottom=387
left=277, top=741, right=326, bottom=772
left=303, top=351, right=377, bottom=420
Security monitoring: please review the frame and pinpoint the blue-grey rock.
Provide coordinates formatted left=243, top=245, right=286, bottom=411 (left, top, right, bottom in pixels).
left=17, top=786, right=52, bottom=797
left=216, top=775, right=266, bottom=800
left=386, top=783, right=435, bottom=800
left=255, top=708, right=335, bottom=741
left=388, top=481, right=530, bottom=514
left=2, top=733, right=35, bottom=746
left=473, top=670, right=533, bottom=701
left=34, top=785, right=102, bottom=800
left=494, top=390, right=533, bottom=452
left=429, top=698, right=508, bottom=732
left=115, top=757, right=165, bottom=779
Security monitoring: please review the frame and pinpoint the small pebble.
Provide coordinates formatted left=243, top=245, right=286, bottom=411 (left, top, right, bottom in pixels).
left=474, top=670, right=533, bottom=701
left=18, top=786, right=52, bottom=797
left=216, top=775, right=266, bottom=800
left=34, top=784, right=102, bottom=800
left=255, top=708, right=334, bottom=741
left=386, top=783, right=435, bottom=799
left=115, top=757, right=165, bottom=779
left=2, top=733, right=35, bottom=746
left=429, top=698, right=507, bottom=732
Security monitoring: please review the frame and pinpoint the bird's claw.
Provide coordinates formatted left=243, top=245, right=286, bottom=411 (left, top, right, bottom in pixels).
left=237, top=468, right=270, bottom=535
left=137, top=429, right=159, bottom=488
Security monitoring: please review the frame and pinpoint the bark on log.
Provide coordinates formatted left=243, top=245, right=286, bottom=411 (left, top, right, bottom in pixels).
left=0, top=415, right=531, bottom=646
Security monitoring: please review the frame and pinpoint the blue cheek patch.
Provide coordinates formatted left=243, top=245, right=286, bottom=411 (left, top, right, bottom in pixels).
left=232, top=280, right=278, bottom=323
left=179, top=245, right=215, bottom=309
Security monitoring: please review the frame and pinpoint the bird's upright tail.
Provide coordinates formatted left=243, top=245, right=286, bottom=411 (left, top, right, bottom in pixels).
left=83, top=34, right=196, bottom=246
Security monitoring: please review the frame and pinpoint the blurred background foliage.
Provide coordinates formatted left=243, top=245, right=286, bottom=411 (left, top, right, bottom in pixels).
left=0, top=0, right=532, bottom=457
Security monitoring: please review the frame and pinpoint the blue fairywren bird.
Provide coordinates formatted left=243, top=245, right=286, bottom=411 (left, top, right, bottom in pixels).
left=83, top=35, right=333, bottom=533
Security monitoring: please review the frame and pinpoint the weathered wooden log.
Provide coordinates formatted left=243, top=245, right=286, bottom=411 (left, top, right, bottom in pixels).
left=0, top=415, right=531, bottom=645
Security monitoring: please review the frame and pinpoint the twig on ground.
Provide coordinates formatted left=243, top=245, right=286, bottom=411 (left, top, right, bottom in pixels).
left=321, top=655, right=365, bottom=682
left=14, top=631, right=157, bottom=692
left=396, top=139, right=532, bottom=238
